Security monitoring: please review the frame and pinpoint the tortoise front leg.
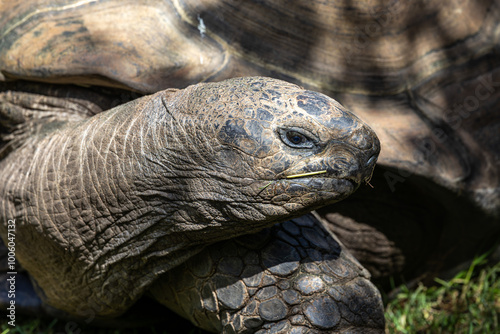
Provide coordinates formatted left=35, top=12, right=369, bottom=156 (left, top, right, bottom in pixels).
left=150, top=213, right=385, bottom=333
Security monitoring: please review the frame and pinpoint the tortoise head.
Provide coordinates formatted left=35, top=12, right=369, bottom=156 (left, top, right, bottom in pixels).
left=157, top=77, right=380, bottom=223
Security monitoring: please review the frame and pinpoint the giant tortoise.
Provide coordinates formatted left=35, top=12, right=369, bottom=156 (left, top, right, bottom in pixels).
left=0, top=76, right=384, bottom=333
left=1, top=0, right=500, bottom=333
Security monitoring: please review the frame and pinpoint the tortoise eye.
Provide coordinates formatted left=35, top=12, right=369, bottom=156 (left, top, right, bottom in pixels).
left=279, top=128, right=316, bottom=149
left=287, top=131, right=306, bottom=145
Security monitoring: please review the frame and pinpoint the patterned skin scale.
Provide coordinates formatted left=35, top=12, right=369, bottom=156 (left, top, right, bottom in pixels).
left=151, top=214, right=385, bottom=333
left=0, top=77, right=381, bottom=332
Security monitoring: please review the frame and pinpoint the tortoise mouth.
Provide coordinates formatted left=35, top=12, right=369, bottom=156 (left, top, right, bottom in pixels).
left=263, top=176, right=358, bottom=206
left=280, top=167, right=365, bottom=188
left=286, top=175, right=357, bottom=194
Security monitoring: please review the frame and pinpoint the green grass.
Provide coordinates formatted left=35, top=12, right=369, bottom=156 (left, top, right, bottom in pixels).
left=0, top=318, right=58, bottom=334
left=385, top=253, right=500, bottom=334
left=2, top=255, right=499, bottom=334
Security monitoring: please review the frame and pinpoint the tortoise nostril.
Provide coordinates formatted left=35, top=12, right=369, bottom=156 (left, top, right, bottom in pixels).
left=349, top=128, right=373, bottom=151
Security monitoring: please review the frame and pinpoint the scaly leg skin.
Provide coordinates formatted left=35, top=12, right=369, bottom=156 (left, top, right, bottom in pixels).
left=150, top=213, right=385, bottom=333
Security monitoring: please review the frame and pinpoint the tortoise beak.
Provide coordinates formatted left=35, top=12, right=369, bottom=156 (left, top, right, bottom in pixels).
left=362, top=153, right=379, bottom=184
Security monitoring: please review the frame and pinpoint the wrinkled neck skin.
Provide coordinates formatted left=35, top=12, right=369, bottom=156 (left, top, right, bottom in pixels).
left=0, top=90, right=320, bottom=317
